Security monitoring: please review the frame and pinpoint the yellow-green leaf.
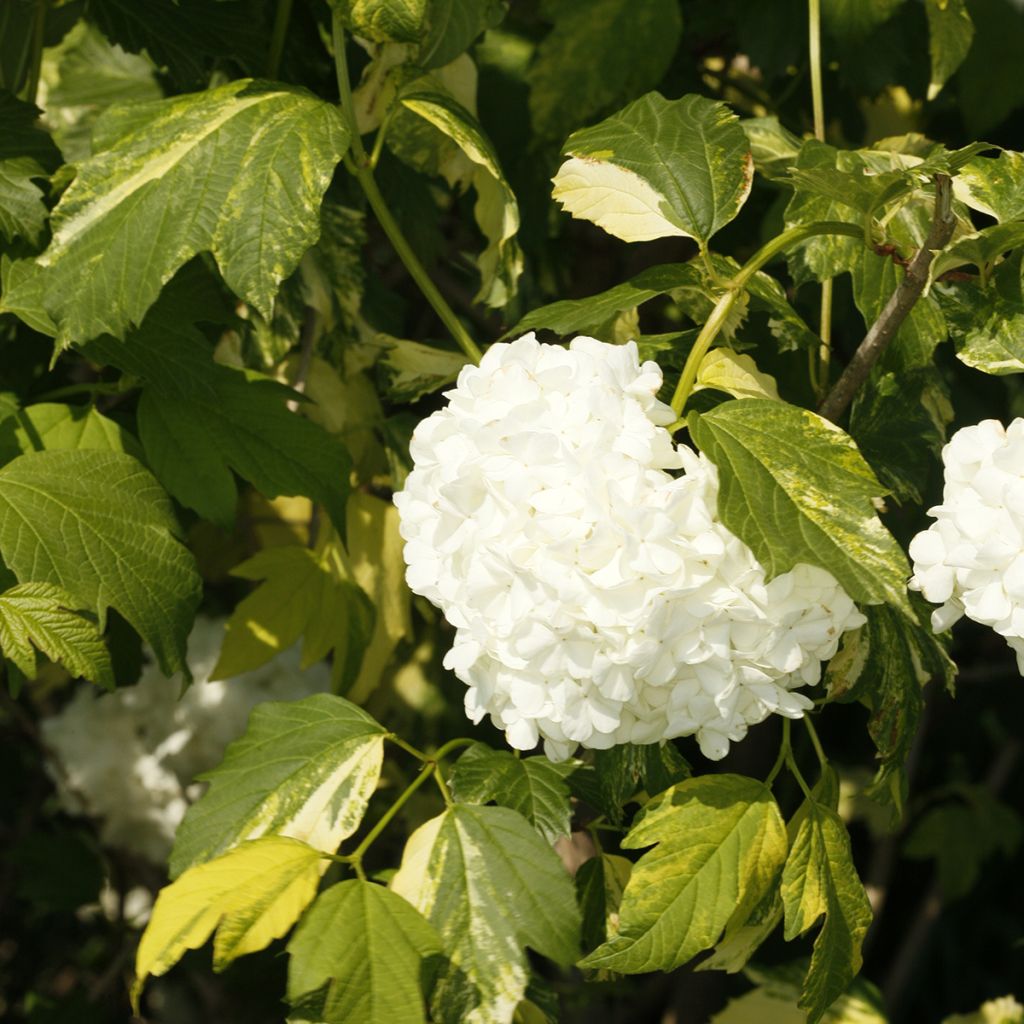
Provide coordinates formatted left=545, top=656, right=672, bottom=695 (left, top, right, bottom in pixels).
left=134, top=837, right=323, bottom=1008
left=694, top=349, right=781, bottom=401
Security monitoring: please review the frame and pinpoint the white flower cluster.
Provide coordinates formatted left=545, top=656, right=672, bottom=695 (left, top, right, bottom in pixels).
left=395, top=334, right=865, bottom=761
left=910, top=418, right=1024, bottom=669
left=41, top=617, right=329, bottom=863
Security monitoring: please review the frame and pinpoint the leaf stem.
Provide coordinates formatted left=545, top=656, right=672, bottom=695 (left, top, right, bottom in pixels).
left=331, top=14, right=482, bottom=364
left=803, top=714, right=828, bottom=767
left=807, top=0, right=835, bottom=398
left=669, top=220, right=864, bottom=417
left=765, top=723, right=791, bottom=787
left=818, top=174, right=955, bottom=422
left=32, top=380, right=129, bottom=402
left=265, top=0, right=294, bottom=79
left=345, top=762, right=436, bottom=867
left=24, top=0, right=47, bottom=106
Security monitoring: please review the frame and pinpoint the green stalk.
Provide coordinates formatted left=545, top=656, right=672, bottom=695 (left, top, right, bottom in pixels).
left=669, top=220, right=863, bottom=418
left=803, top=714, right=828, bottom=767
left=331, top=14, right=482, bottom=364
left=808, top=0, right=833, bottom=397
left=24, top=0, right=47, bottom=106
left=265, top=0, right=294, bottom=79
left=344, top=762, right=436, bottom=866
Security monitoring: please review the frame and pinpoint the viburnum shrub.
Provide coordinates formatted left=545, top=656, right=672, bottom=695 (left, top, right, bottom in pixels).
left=2, top=1, right=1023, bottom=1023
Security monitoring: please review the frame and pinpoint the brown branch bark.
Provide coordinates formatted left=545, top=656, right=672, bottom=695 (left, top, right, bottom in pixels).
left=818, top=174, right=955, bottom=423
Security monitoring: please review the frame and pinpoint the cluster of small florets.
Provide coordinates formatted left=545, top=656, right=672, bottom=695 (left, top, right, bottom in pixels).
left=395, top=334, right=865, bottom=761
left=41, top=617, right=329, bottom=863
left=910, top=418, right=1024, bottom=670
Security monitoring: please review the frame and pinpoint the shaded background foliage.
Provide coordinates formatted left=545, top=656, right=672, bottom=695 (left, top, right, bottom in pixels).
left=1, top=0, right=1023, bottom=1022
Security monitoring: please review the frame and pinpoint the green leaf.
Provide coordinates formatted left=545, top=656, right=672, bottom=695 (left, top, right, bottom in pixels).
left=905, top=786, right=1023, bottom=902
left=784, top=143, right=864, bottom=286
left=0, top=90, right=61, bottom=168
left=400, top=87, right=522, bottom=306
left=510, top=263, right=694, bottom=337
left=852, top=250, right=948, bottom=371
left=590, top=742, right=690, bottom=824
left=580, top=774, right=787, bottom=973
left=822, top=0, right=904, bottom=41
left=695, top=349, right=781, bottom=401
left=86, top=319, right=352, bottom=531
left=89, top=0, right=265, bottom=92
left=391, top=804, right=581, bottom=1024
left=334, top=0, right=430, bottom=45
left=134, top=836, right=323, bottom=1005
left=170, top=693, right=386, bottom=878
left=39, top=22, right=163, bottom=163
left=688, top=399, right=911, bottom=611
left=0, top=403, right=140, bottom=465
left=576, top=853, right=631, bottom=954
left=938, top=278, right=1024, bottom=375
left=956, top=151, right=1024, bottom=223
left=418, top=0, right=508, bottom=69
left=1, top=80, right=350, bottom=346
left=930, top=222, right=1024, bottom=284
left=0, top=581, right=114, bottom=688
left=552, top=92, right=753, bottom=245
left=956, top=0, right=1024, bottom=137
left=526, top=0, right=683, bottom=143
left=742, top=117, right=803, bottom=181
left=826, top=600, right=954, bottom=816
left=287, top=879, right=442, bottom=1024
left=0, top=93, right=60, bottom=247
left=943, top=996, right=1024, bottom=1024
left=0, top=449, right=199, bottom=675
left=699, top=770, right=841, bottom=976
left=925, top=0, right=975, bottom=100
left=781, top=806, right=873, bottom=1023
left=378, top=335, right=468, bottom=402
left=848, top=368, right=952, bottom=503
left=449, top=742, right=573, bottom=844
left=211, top=542, right=374, bottom=690
left=711, top=961, right=887, bottom=1024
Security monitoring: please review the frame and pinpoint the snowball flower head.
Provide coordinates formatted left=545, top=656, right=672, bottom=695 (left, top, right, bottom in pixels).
left=41, top=617, right=330, bottom=863
left=395, top=334, right=864, bottom=761
left=910, top=418, right=1024, bottom=669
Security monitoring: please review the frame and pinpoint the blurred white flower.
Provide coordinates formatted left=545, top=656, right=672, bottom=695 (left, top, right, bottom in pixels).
left=395, top=334, right=864, bottom=761
left=910, top=418, right=1024, bottom=670
left=41, top=616, right=330, bottom=863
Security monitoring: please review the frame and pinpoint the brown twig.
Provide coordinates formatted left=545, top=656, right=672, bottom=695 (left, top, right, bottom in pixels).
left=818, top=174, right=955, bottom=422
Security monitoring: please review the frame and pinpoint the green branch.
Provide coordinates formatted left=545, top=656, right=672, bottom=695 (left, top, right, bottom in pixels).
left=669, top=220, right=864, bottom=418
left=331, top=15, right=483, bottom=364
left=265, top=0, right=294, bottom=79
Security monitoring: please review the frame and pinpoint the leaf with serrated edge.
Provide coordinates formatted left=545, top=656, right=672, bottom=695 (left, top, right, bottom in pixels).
left=781, top=806, right=872, bottom=1023
left=0, top=403, right=139, bottom=464
left=553, top=93, right=753, bottom=245
left=401, top=88, right=522, bottom=306
left=287, top=879, right=441, bottom=1024
left=689, top=399, right=911, bottom=611
left=0, top=581, right=114, bottom=688
left=0, top=449, right=200, bottom=676
left=391, top=804, right=580, bottom=1024
left=134, top=836, right=323, bottom=1007
left=170, top=694, right=385, bottom=877
left=1, top=80, right=349, bottom=345
left=210, top=543, right=374, bottom=689
left=581, top=774, right=787, bottom=973
left=450, top=743, right=573, bottom=844
left=86, top=320, right=352, bottom=531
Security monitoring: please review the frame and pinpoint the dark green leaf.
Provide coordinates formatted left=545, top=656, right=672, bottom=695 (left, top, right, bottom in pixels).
left=449, top=742, right=573, bottom=843
left=86, top=319, right=352, bottom=531
left=925, top=0, right=975, bottom=100
left=527, top=0, right=682, bottom=143
left=576, top=853, right=631, bottom=954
